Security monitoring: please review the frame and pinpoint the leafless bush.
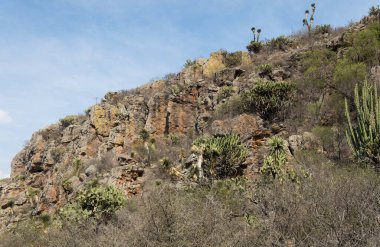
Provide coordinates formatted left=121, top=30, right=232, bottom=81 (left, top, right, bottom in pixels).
left=3, top=154, right=380, bottom=247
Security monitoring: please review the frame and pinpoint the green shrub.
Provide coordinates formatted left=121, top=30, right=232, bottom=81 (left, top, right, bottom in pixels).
left=213, top=95, right=244, bottom=120
left=312, top=125, right=337, bottom=154
left=60, top=181, right=126, bottom=221
left=314, top=24, right=332, bottom=35
left=369, top=5, right=380, bottom=17
left=346, top=23, right=380, bottom=66
left=246, top=41, right=262, bottom=54
left=267, top=35, right=292, bottom=51
left=241, top=80, right=296, bottom=120
left=345, top=80, right=380, bottom=168
left=192, top=135, right=248, bottom=180
left=159, top=157, right=172, bottom=170
left=183, top=59, right=196, bottom=69
left=224, top=51, right=242, bottom=67
left=257, top=63, right=273, bottom=75
left=333, top=59, right=367, bottom=97
left=167, top=134, right=179, bottom=145
left=217, top=86, right=234, bottom=102
left=300, top=48, right=337, bottom=97
left=139, top=129, right=150, bottom=142
left=59, top=115, right=77, bottom=128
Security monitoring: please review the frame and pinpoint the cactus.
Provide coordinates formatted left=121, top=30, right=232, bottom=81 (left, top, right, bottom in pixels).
left=345, top=80, right=380, bottom=168
left=192, top=135, right=248, bottom=180
left=303, top=3, right=316, bottom=33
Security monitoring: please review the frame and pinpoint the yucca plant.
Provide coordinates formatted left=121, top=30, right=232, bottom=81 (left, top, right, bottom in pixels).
left=345, top=80, right=380, bottom=168
left=303, top=3, right=316, bottom=33
left=247, top=27, right=263, bottom=53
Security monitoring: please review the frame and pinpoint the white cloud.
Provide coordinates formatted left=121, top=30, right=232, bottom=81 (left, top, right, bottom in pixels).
left=0, top=110, right=12, bottom=124
left=0, top=169, right=9, bottom=179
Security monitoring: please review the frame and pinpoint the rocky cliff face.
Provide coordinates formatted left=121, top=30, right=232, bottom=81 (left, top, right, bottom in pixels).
left=0, top=20, right=359, bottom=230
left=0, top=51, right=270, bottom=230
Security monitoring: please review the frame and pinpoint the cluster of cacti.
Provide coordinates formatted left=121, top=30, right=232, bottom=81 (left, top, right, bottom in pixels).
left=192, top=135, right=248, bottom=180
left=345, top=80, right=380, bottom=168
left=250, top=27, right=262, bottom=42
left=303, top=3, right=316, bottom=33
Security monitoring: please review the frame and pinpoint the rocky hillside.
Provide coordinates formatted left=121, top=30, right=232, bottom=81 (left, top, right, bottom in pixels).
left=1, top=15, right=379, bottom=231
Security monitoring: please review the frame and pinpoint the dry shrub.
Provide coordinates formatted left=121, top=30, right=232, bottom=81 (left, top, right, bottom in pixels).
left=3, top=152, right=380, bottom=247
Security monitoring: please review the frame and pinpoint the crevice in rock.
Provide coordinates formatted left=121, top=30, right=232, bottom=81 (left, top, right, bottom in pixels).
left=164, top=111, right=171, bottom=135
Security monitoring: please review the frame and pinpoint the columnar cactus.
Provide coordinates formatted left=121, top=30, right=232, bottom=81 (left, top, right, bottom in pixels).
left=303, top=3, right=316, bottom=33
left=345, top=80, right=380, bottom=168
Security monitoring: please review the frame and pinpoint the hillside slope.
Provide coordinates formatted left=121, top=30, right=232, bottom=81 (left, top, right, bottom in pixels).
left=1, top=14, right=380, bottom=233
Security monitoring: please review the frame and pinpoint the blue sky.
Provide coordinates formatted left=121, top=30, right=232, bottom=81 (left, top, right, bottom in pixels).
left=0, top=0, right=378, bottom=178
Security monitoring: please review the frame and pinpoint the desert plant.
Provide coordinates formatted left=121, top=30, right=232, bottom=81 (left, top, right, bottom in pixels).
left=303, top=3, right=316, bottom=34
left=251, top=27, right=262, bottom=42
left=261, top=136, right=309, bottom=183
left=217, top=86, right=234, bottom=102
left=246, top=41, right=262, bottom=54
left=191, top=135, right=248, bottom=180
left=300, top=48, right=337, bottom=97
left=241, top=80, right=296, bottom=120
left=345, top=23, right=380, bottom=66
left=247, top=27, right=263, bottom=53
left=60, top=181, right=126, bottom=221
left=267, top=35, right=292, bottom=51
left=224, top=51, right=242, bottom=67
left=260, top=137, right=287, bottom=180
left=257, top=63, right=273, bottom=76
left=314, top=24, right=332, bottom=35
left=345, top=80, right=380, bottom=168
left=59, top=115, right=77, bottom=128
left=369, top=5, right=380, bottom=18
left=138, top=129, right=149, bottom=142
left=183, top=59, right=196, bottom=69
left=333, top=59, right=367, bottom=97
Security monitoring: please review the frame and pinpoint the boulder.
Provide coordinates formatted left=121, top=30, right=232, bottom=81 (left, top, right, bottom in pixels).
left=85, top=165, right=97, bottom=177
left=214, top=68, right=244, bottom=86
